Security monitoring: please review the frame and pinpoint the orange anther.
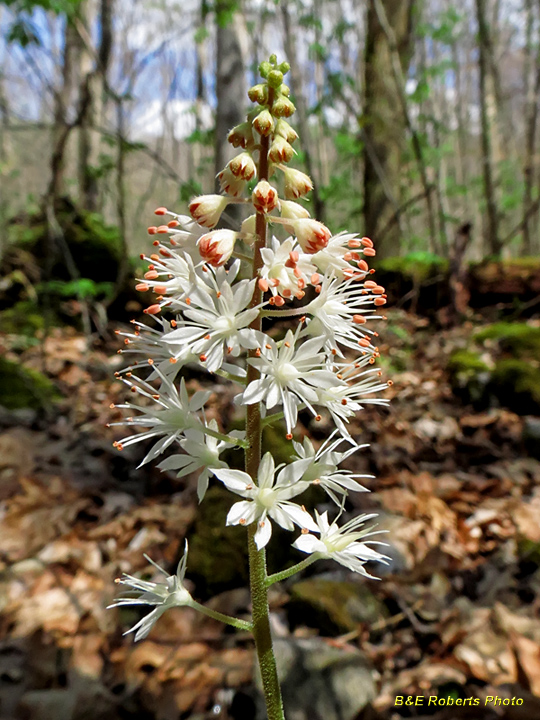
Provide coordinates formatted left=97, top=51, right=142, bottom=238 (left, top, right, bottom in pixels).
left=155, top=207, right=167, bottom=215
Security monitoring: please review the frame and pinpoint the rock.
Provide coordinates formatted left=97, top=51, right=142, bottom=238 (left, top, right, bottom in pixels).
left=253, top=636, right=376, bottom=720
left=0, top=358, right=60, bottom=411
left=490, top=360, right=540, bottom=415
left=523, top=417, right=540, bottom=459
left=447, top=350, right=491, bottom=406
left=287, top=578, right=386, bottom=635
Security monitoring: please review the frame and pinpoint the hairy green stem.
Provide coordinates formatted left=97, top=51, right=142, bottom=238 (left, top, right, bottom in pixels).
left=204, top=425, right=249, bottom=448
left=190, top=600, right=252, bottom=632
left=266, top=555, right=320, bottom=586
left=244, top=86, right=285, bottom=720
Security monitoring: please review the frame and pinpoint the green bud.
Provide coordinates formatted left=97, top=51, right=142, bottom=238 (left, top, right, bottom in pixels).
left=248, top=83, right=268, bottom=104
left=267, top=70, right=284, bottom=89
left=259, top=61, right=272, bottom=78
left=279, top=84, right=291, bottom=97
left=272, top=96, right=296, bottom=118
left=269, top=53, right=277, bottom=65
left=278, top=61, right=290, bottom=75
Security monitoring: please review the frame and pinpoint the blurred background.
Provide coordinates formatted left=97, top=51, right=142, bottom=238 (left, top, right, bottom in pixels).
left=1, top=1, right=540, bottom=719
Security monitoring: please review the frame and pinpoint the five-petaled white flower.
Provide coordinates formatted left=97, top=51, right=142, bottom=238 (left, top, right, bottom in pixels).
left=291, top=431, right=372, bottom=505
left=110, top=374, right=209, bottom=465
left=240, top=327, right=344, bottom=436
left=158, top=419, right=240, bottom=502
left=212, top=452, right=318, bottom=549
left=292, top=511, right=390, bottom=577
left=108, top=543, right=192, bottom=641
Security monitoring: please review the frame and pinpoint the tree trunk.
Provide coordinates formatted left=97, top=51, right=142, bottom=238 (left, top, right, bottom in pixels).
left=215, top=0, right=246, bottom=230
left=522, top=0, right=540, bottom=255
left=363, top=0, right=417, bottom=257
left=475, top=0, right=501, bottom=256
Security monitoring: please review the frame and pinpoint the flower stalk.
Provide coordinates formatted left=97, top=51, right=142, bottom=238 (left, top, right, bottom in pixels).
left=109, top=54, right=391, bottom=720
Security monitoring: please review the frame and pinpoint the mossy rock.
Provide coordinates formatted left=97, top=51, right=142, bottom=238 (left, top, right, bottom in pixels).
left=287, top=578, right=386, bottom=636
left=373, top=252, right=450, bottom=313
left=447, top=350, right=491, bottom=406
left=0, top=300, right=45, bottom=336
left=376, top=252, right=449, bottom=283
left=489, top=359, right=540, bottom=415
left=4, top=197, right=122, bottom=287
left=474, top=323, right=540, bottom=356
left=186, top=485, right=250, bottom=599
left=0, top=358, right=61, bottom=411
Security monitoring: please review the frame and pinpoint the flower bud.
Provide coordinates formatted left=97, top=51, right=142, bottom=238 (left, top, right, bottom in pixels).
left=253, top=109, right=275, bottom=136
left=267, top=70, right=284, bottom=89
left=279, top=199, right=310, bottom=220
left=228, top=152, right=257, bottom=180
left=278, top=61, right=290, bottom=74
left=279, top=84, right=291, bottom=97
left=189, top=194, right=229, bottom=228
left=282, top=167, right=313, bottom=199
left=218, top=167, right=246, bottom=197
left=248, top=84, right=268, bottom=104
left=291, top=219, right=331, bottom=254
left=268, top=136, right=295, bottom=163
left=241, top=214, right=257, bottom=239
left=228, top=122, right=254, bottom=149
left=275, top=119, right=298, bottom=144
left=252, top=180, right=278, bottom=213
left=198, top=229, right=238, bottom=266
left=259, top=61, right=272, bottom=78
left=272, top=96, right=295, bottom=117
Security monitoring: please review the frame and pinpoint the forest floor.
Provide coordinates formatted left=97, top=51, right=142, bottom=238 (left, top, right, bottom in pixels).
left=1, top=308, right=540, bottom=720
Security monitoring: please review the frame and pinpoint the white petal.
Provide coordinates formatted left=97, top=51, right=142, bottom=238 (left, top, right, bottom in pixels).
left=226, top=500, right=259, bottom=526
left=212, top=468, right=252, bottom=495
left=292, top=534, right=326, bottom=554
left=254, top=517, right=273, bottom=549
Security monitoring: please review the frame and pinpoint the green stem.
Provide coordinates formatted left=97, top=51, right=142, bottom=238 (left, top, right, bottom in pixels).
left=260, top=308, right=306, bottom=319
left=266, top=554, right=320, bottom=586
left=204, top=425, right=248, bottom=448
left=190, top=600, right=252, bottom=632
left=215, top=368, right=248, bottom=385
left=261, top=411, right=285, bottom=428
left=244, top=85, right=285, bottom=720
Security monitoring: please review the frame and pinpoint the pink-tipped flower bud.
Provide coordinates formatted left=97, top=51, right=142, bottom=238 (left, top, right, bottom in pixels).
left=228, top=122, right=254, bottom=149
left=252, top=180, right=278, bottom=213
left=248, top=84, right=269, bottom=104
left=275, top=119, right=298, bottom=144
left=198, top=229, right=238, bottom=267
left=282, top=167, right=313, bottom=199
left=272, top=96, right=295, bottom=118
left=228, top=152, right=257, bottom=180
left=291, top=219, right=331, bottom=254
left=253, top=109, right=274, bottom=137
left=189, top=194, right=229, bottom=228
left=218, top=167, right=246, bottom=197
left=279, top=199, right=310, bottom=220
left=268, top=136, right=295, bottom=163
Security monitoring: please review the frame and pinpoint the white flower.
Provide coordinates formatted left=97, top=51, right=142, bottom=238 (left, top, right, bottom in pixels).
left=240, top=327, right=344, bottom=436
left=302, top=275, right=383, bottom=355
left=293, top=511, right=390, bottom=577
left=292, top=432, right=372, bottom=504
left=311, top=232, right=370, bottom=279
left=108, top=543, right=193, bottom=641
left=149, top=212, right=206, bottom=263
left=158, top=419, right=238, bottom=502
left=212, top=453, right=317, bottom=549
left=288, top=218, right=331, bottom=254
left=315, top=364, right=390, bottom=439
left=110, top=374, right=209, bottom=465
left=162, top=269, right=261, bottom=373
left=258, top=236, right=316, bottom=300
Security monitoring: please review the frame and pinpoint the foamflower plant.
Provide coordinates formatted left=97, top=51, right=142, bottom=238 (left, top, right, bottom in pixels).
left=109, top=55, right=391, bottom=720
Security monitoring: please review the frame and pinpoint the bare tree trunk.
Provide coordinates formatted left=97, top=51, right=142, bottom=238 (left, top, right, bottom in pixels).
left=475, top=0, right=501, bottom=256
left=0, top=69, right=10, bottom=255
left=281, top=2, right=325, bottom=221
left=363, top=0, right=421, bottom=257
left=522, top=0, right=540, bottom=255
left=78, top=0, right=113, bottom=212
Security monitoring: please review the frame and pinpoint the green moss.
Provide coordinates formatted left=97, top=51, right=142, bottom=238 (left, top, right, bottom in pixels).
left=490, top=359, right=540, bottom=414
left=186, top=486, right=249, bottom=599
left=376, top=252, right=448, bottom=282
left=447, top=350, right=491, bottom=406
left=0, top=358, right=61, bottom=410
left=474, top=323, right=540, bottom=356
left=0, top=301, right=45, bottom=335
left=288, top=579, right=386, bottom=635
